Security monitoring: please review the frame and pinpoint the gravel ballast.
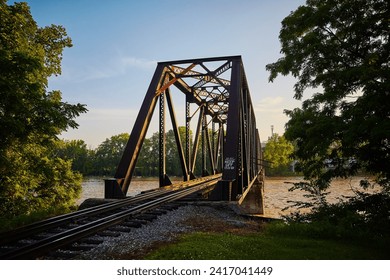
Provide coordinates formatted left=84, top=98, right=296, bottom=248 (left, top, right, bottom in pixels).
left=73, top=203, right=263, bottom=260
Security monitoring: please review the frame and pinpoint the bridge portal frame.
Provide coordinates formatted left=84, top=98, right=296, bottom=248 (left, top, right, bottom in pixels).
left=105, top=56, right=263, bottom=210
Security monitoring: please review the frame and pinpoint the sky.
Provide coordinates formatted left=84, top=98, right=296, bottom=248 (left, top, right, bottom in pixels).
left=23, top=0, right=306, bottom=148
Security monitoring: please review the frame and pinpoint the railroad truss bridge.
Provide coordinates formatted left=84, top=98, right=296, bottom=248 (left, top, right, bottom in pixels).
left=106, top=55, right=265, bottom=214
left=0, top=56, right=266, bottom=259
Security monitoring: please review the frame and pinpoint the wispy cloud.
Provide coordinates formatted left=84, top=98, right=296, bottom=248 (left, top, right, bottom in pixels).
left=120, top=56, right=157, bottom=70
left=79, top=107, right=138, bottom=121
left=58, top=55, right=157, bottom=83
left=254, top=96, right=285, bottom=113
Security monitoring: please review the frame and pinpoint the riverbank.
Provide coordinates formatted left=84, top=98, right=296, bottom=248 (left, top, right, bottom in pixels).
left=78, top=176, right=375, bottom=218
left=263, top=176, right=376, bottom=218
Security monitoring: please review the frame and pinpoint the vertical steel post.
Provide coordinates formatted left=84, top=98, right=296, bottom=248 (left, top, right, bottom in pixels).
left=237, top=107, right=243, bottom=195
left=191, top=105, right=204, bottom=175
left=212, top=121, right=216, bottom=169
left=241, top=90, right=249, bottom=194
left=166, top=89, right=188, bottom=181
left=220, top=124, right=225, bottom=172
left=185, top=95, right=193, bottom=180
left=159, top=91, right=172, bottom=187
left=159, top=91, right=165, bottom=187
left=205, top=120, right=215, bottom=174
left=201, top=113, right=207, bottom=176
left=215, top=123, right=223, bottom=172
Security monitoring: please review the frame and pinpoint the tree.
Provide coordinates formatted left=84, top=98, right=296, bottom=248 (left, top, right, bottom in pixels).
left=93, top=133, right=129, bottom=175
left=0, top=1, right=86, bottom=150
left=266, top=0, right=389, bottom=190
left=137, top=133, right=159, bottom=177
left=0, top=1, right=86, bottom=218
left=136, top=128, right=187, bottom=178
left=263, top=134, right=294, bottom=175
left=0, top=138, right=82, bottom=217
left=55, top=139, right=91, bottom=174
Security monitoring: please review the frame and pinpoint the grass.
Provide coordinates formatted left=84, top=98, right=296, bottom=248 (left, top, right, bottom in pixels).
left=145, top=222, right=390, bottom=260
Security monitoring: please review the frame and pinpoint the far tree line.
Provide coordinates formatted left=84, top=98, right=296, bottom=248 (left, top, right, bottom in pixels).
left=56, top=129, right=207, bottom=177
left=56, top=130, right=295, bottom=178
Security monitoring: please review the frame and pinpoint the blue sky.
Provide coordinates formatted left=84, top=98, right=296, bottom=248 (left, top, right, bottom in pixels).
left=24, top=0, right=306, bottom=148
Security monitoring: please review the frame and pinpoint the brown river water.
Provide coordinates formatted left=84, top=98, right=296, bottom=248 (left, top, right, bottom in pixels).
left=78, top=176, right=376, bottom=218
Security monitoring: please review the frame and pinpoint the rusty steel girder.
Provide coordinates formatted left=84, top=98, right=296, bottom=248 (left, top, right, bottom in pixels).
left=105, top=56, right=263, bottom=201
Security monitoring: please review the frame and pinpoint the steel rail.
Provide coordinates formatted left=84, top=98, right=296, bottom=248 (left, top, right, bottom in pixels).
left=0, top=175, right=221, bottom=259
left=0, top=174, right=220, bottom=246
left=0, top=188, right=172, bottom=246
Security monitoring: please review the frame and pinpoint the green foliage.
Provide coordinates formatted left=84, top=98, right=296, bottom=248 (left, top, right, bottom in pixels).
left=0, top=138, right=82, bottom=218
left=92, top=133, right=129, bottom=176
left=63, top=128, right=200, bottom=178
left=266, top=0, right=389, bottom=237
left=284, top=190, right=390, bottom=239
left=266, top=0, right=390, bottom=186
left=136, top=132, right=159, bottom=177
left=0, top=2, right=86, bottom=150
left=263, top=134, right=294, bottom=176
left=0, top=1, right=86, bottom=221
left=0, top=204, right=75, bottom=233
left=55, top=139, right=91, bottom=174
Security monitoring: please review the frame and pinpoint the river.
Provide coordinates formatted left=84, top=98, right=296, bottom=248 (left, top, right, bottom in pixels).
left=78, top=176, right=375, bottom=218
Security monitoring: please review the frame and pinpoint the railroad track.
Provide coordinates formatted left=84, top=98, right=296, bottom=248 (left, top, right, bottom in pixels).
left=0, top=174, right=221, bottom=260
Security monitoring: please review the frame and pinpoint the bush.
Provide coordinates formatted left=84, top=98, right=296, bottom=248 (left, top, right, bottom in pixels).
left=283, top=191, right=390, bottom=240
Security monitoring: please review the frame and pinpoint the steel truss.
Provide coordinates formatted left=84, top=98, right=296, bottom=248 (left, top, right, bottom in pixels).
left=105, top=56, right=264, bottom=202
